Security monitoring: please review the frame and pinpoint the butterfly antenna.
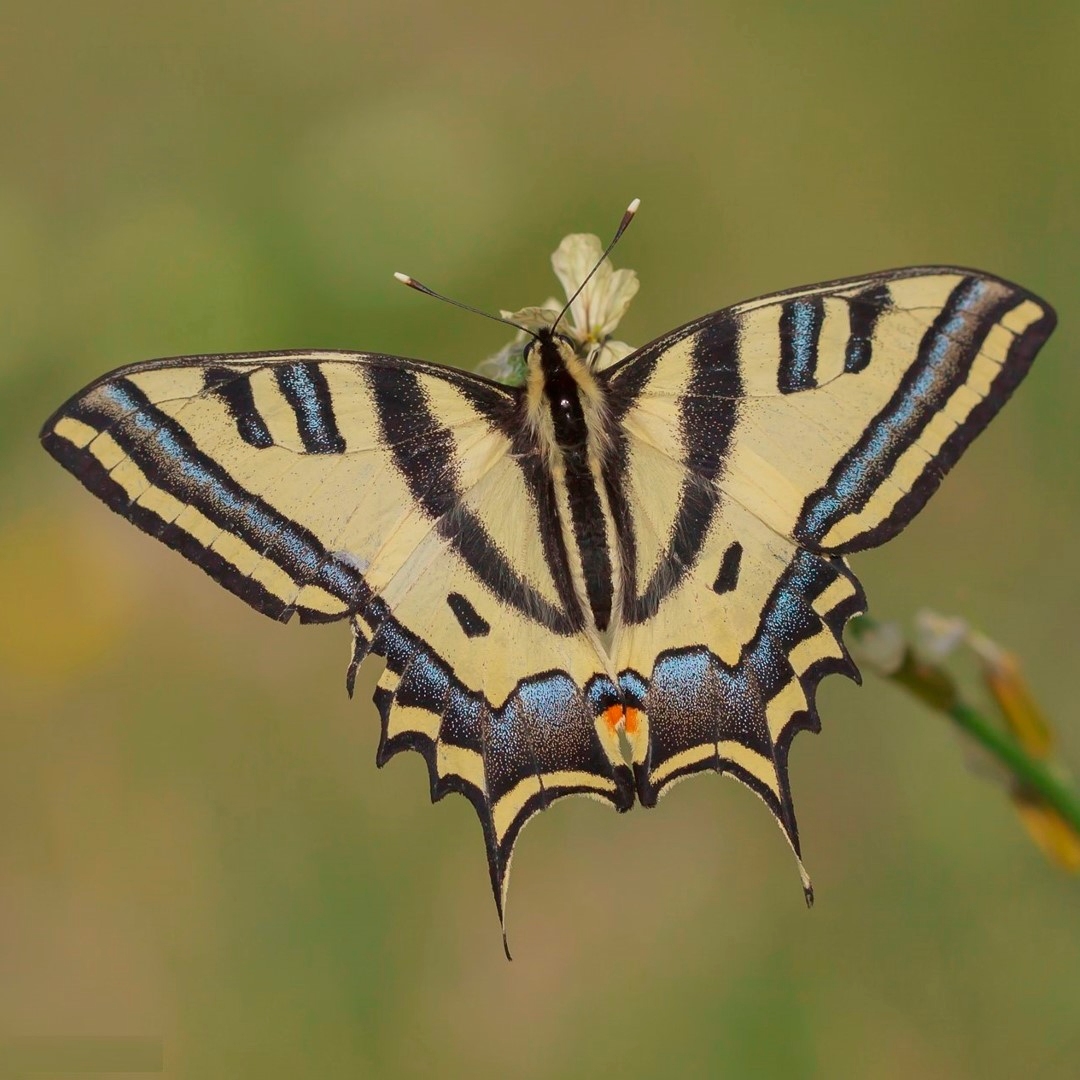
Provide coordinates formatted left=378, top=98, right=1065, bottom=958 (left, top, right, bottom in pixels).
left=393, top=273, right=537, bottom=339
left=553, top=197, right=641, bottom=333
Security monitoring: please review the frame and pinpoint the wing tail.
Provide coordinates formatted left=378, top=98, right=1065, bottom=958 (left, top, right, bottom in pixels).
left=631, top=550, right=865, bottom=901
left=363, top=605, right=634, bottom=937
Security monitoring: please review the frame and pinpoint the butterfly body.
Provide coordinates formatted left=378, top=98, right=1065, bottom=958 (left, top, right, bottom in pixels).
left=41, top=261, right=1056, bottom=929
left=525, top=329, right=621, bottom=636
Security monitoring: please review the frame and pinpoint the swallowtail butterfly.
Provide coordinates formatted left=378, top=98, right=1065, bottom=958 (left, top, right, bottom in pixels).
left=41, top=202, right=1055, bottom=946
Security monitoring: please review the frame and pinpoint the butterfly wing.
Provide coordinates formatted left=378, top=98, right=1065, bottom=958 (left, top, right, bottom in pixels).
left=601, top=267, right=1056, bottom=890
left=41, top=351, right=634, bottom=923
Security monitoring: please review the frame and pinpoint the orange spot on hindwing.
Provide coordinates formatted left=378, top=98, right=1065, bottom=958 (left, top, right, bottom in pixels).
left=603, top=704, right=624, bottom=732
left=598, top=703, right=648, bottom=767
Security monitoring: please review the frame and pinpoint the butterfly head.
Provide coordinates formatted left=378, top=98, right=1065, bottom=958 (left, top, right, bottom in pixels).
left=523, top=326, right=585, bottom=383
left=522, top=324, right=611, bottom=467
left=523, top=325, right=576, bottom=360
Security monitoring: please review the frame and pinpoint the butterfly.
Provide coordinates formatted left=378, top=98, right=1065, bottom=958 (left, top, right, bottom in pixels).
left=40, top=202, right=1056, bottom=946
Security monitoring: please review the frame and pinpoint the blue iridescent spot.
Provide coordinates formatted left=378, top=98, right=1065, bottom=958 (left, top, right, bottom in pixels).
left=404, top=651, right=450, bottom=705
left=788, top=300, right=819, bottom=387
left=618, top=670, right=648, bottom=705
left=277, top=364, right=344, bottom=453
left=585, top=676, right=620, bottom=714
left=516, top=675, right=578, bottom=726
left=651, top=649, right=712, bottom=694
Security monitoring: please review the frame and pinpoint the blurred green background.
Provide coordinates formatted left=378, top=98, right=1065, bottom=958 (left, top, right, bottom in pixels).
left=2, top=2, right=1078, bottom=1077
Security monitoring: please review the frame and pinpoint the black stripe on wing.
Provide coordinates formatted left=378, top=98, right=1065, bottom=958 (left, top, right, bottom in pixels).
left=797, top=274, right=1056, bottom=552
left=368, top=363, right=582, bottom=636
left=778, top=297, right=824, bottom=393
left=447, top=592, right=490, bottom=638
left=510, top=426, right=591, bottom=634
left=843, top=283, right=891, bottom=374
left=204, top=366, right=274, bottom=448
left=711, top=541, right=743, bottom=595
left=43, top=378, right=369, bottom=623
left=275, top=362, right=346, bottom=453
left=603, top=307, right=743, bottom=420
left=616, top=313, right=741, bottom=624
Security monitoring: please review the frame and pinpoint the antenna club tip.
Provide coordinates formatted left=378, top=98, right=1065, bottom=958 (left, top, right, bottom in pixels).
left=627, top=197, right=641, bottom=214
left=393, top=272, right=412, bottom=284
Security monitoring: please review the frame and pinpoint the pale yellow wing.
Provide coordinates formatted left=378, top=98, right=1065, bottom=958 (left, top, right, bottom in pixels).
left=601, top=267, right=1055, bottom=892
left=41, top=350, right=635, bottom=927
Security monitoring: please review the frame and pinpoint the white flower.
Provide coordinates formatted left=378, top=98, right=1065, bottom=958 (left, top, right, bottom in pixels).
left=478, top=233, right=639, bottom=384
left=551, top=233, right=639, bottom=358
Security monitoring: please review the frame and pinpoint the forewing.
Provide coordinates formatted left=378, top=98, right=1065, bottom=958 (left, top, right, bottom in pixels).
left=607, top=268, right=1056, bottom=552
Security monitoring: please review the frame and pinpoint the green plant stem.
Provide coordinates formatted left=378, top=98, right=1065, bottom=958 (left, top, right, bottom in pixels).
left=946, top=699, right=1080, bottom=836
left=848, top=614, right=1080, bottom=837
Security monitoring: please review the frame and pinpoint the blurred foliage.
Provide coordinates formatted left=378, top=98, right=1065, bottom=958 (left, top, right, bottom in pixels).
left=850, top=614, right=1080, bottom=872
left=2, top=2, right=1079, bottom=1077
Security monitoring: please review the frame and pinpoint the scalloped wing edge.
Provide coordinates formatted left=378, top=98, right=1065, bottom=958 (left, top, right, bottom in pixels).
left=628, top=551, right=867, bottom=902
left=348, top=610, right=635, bottom=939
